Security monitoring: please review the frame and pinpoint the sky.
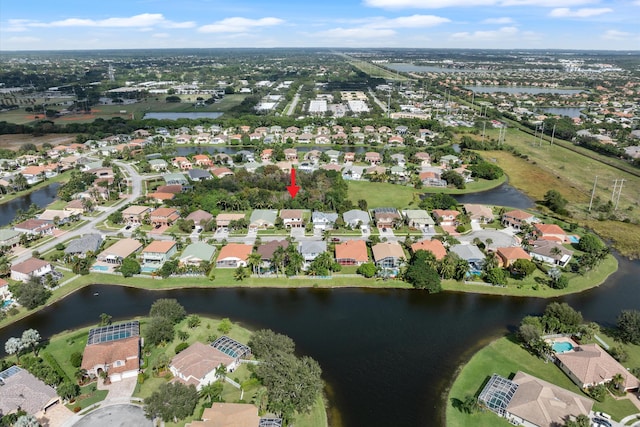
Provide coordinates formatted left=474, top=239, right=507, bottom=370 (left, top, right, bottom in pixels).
left=1, top=0, right=639, bottom=51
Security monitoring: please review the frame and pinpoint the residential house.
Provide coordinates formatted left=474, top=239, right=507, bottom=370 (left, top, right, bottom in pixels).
left=216, top=244, right=252, bottom=268
left=463, top=204, right=495, bottom=224
left=342, top=165, right=365, bottom=181
left=0, top=278, right=9, bottom=300
left=533, top=223, right=567, bottom=243
left=403, top=210, right=435, bottom=230
left=156, top=184, right=184, bottom=194
left=432, top=209, right=460, bottom=227
left=326, top=150, right=341, bottom=163
left=19, top=165, right=46, bottom=184
left=391, top=153, right=406, bottom=166
left=13, top=218, right=55, bottom=236
left=186, top=403, right=270, bottom=427
left=38, top=209, right=78, bottom=225
left=343, top=209, right=370, bottom=229
left=411, top=239, right=447, bottom=261
left=365, top=152, right=381, bottom=165
left=372, top=242, right=405, bottom=269
left=64, top=234, right=103, bottom=258
left=528, top=239, right=573, bottom=267
left=215, top=213, right=246, bottom=231
left=81, top=324, right=140, bottom=383
left=312, top=212, right=338, bottom=230
left=149, top=159, right=168, bottom=172
left=450, top=244, right=485, bottom=273
left=335, top=240, right=368, bottom=266
left=0, top=229, right=21, bottom=248
left=180, top=242, right=216, bottom=266
left=256, top=240, right=289, bottom=270
left=299, top=241, right=327, bottom=263
left=478, top=372, right=594, bottom=427
left=149, top=207, right=180, bottom=227
left=419, top=170, right=446, bottom=188
left=388, top=135, right=404, bottom=146
left=188, top=168, right=212, bottom=182
left=163, top=173, right=189, bottom=186
left=284, top=148, right=298, bottom=161
left=11, top=257, right=53, bottom=282
left=414, top=152, right=431, bottom=166
left=556, top=343, right=640, bottom=391
left=172, top=157, right=193, bottom=170
left=440, top=154, right=460, bottom=168
left=343, top=152, right=356, bottom=163
left=147, top=191, right=176, bottom=204
left=260, top=149, right=273, bottom=162
left=169, top=340, right=243, bottom=391
left=279, top=209, right=304, bottom=228
left=502, top=210, right=537, bottom=231
left=64, top=199, right=87, bottom=216
left=249, top=210, right=277, bottom=231
left=96, top=238, right=142, bottom=265
left=142, top=240, right=178, bottom=268
left=186, top=210, right=214, bottom=229
left=122, top=205, right=151, bottom=225
left=210, top=167, right=234, bottom=179
left=0, top=366, right=60, bottom=417
left=371, top=207, right=401, bottom=229
left=496, top=247, right=531, bottom=268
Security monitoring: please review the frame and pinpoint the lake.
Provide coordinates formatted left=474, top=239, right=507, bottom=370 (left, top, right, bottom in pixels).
left=142, top=112, right=224, bottom=120
left=1, top=255, right=637, bottom=427
left=0, top=182, right=60, bottom=227
left=465, top=86, right=585, bottom=95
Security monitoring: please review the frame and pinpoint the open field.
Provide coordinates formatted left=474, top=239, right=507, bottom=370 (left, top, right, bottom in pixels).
left=0, top=133, right=77, bottom=150
left=446, top=335, right=639, bottom=427
left=347, top=177, right=506, bottom=208
left=347, top=58, right=411, bottom=81
left=0, top=95, right=248, bottom=125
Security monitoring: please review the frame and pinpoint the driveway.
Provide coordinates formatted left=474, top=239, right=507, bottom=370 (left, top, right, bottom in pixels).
left=69, top=404, right=151, bottom=427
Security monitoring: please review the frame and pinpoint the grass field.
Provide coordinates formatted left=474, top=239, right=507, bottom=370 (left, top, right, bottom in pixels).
left=346, top=177, right=505, bottom=208
left=446, top=335, right=639, bottom=427
left=0, top=94, right=248, bottom=125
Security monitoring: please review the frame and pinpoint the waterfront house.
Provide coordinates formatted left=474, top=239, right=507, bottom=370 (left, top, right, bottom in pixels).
left=97, top=238, right=142, bottom=265
left=256, top=240, right=289, bottom=270
left=528, top=239, right=573, bottom=267
left=64, top=234, right=103, bottom=258
left=502, top=210, right=537, bottom=231
left=478, top=372, right=593, bottom=427
left=0, top=229, right=21, bottom=248
left=450, top=244, right=485, bottom=273
left=411, top=239, right=447, bottom=261
left=13, top=219, right=55, bottom=236
left=11, top=257, right=53, bottom=282
left=0, top=366, right=60, bottom=417
left=299, top=241, right=327, bottom=263
left=335, top=240, right=368, bottom=266
left=556, top=343, right=640, bottom=391
left=372, top=242, right=405, bottom=269
left=496, top=247, right=531, bottom=268
left=216, top=244, right=252, bottom=268
left=180, top=242, right=216, bottom=266
left=533, top=223, right=567, bottom=243
left=142, top=240, right=178, bottom=268
left=365, top=152, right=381, bottom=165
left=463, top=204, right=495, bottom=224
left=81, top=322, right=140, bottom=383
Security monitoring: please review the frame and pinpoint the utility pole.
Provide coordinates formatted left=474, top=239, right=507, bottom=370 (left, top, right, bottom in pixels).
left=539, top=122, right=545, bottom=147
left=481, top=121, right=486, bottom=143
left=588, top=176, right=598, bottom=212
left=550, top=124, right=556, bottom=146
left=611, top=179, right=618, bottom=202
left=615, top=179, right=624, bottom=210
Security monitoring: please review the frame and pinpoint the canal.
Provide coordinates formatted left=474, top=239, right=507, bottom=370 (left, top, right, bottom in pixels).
left=0, top=182, right=60, bottom=227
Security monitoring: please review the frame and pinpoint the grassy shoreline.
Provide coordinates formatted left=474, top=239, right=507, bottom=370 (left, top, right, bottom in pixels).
left=445, top=335, right=640, bottom=426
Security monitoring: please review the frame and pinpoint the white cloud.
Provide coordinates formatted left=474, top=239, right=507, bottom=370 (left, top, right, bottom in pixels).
left=20, top=13, right=195, bottom=29
left=364, top=0, right=597, bottom=8
left=602, top=30, right=632, bottom=40
left=549, top=7, right=613, bottom=17
left=451, top=25, right=518, bottom=40
left=482, top=17, right=514, bottom=24
left=152, top=33, right=171, bottom=38
left=8, top=36, right=41, bottom=43
left=317, top=27, right=396, bottom=39
left=198, top=17, right=284, bottom=33
left=370, top=14, right=451, bottom=27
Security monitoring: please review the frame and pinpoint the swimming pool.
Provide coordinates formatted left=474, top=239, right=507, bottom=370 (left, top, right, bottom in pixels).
left=552, top=341, right=574, bottom=353
left=1, top=300, right=14, bottom=309
left=568, top=235, right=580, bottom=244
left=92, top=265, right=109, bottom=272
left=141, top=266, right=158, bottom=273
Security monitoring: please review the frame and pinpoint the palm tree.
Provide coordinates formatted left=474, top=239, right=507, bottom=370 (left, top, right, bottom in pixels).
left=247, top=252, right=262, bottom=276
left=550, top=246, right=563, bottom=257
left=272, top=246, right=285, bottom=277
left=612, top=373, right=625, bottom=391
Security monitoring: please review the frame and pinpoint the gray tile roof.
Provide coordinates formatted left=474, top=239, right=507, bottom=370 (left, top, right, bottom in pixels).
left=64, top=234, right=103, bottom=255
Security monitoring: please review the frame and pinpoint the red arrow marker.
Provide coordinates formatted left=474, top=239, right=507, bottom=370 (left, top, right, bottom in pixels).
left=287, top=168, right=300, bottom=198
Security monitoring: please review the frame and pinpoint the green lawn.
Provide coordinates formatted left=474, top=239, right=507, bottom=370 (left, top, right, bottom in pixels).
left=67, top=384, right=108, bottom=411
left=442, top=254, right=618, bottom=298
left=446, top=336, right=638, bottom=427
left=347, top=177, right=506, bottom=209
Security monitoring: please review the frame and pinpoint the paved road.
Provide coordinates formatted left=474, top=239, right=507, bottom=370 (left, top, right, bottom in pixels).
left=13, top=160, right=143, bottom=265
left=286, top=85, right=303, bottom=116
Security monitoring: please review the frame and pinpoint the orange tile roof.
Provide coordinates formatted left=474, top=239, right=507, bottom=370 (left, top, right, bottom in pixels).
left=147, top=192, right=175, bottom=201
left=411, top=239, right=447, bottom=260
left=335, top=240, right=368, bottom=263
left=534, top=223, right=566, bottom=235
left=496, top=246, right=531, bottom=261
left=217, top=244, right=252, bottom=262
left=504, top=209, right=534, bottom=220
left=81, top=336, right=140, bottom=374
left=143, top=240, right=177, bottom=254
left=151, top=207, right=179, bottom=217
left=11, top=257, right=50, bottom=274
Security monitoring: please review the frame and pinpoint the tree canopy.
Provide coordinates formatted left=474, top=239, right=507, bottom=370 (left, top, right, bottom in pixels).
left=616, top=309, right=640, bottom=345
left=248, top=329, right=295, bottom=359
left=404, top=250, right=441, bottom=293
left=144, top=382, right=198, bottom=422
left=149, top=298, right=186, bottom=324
